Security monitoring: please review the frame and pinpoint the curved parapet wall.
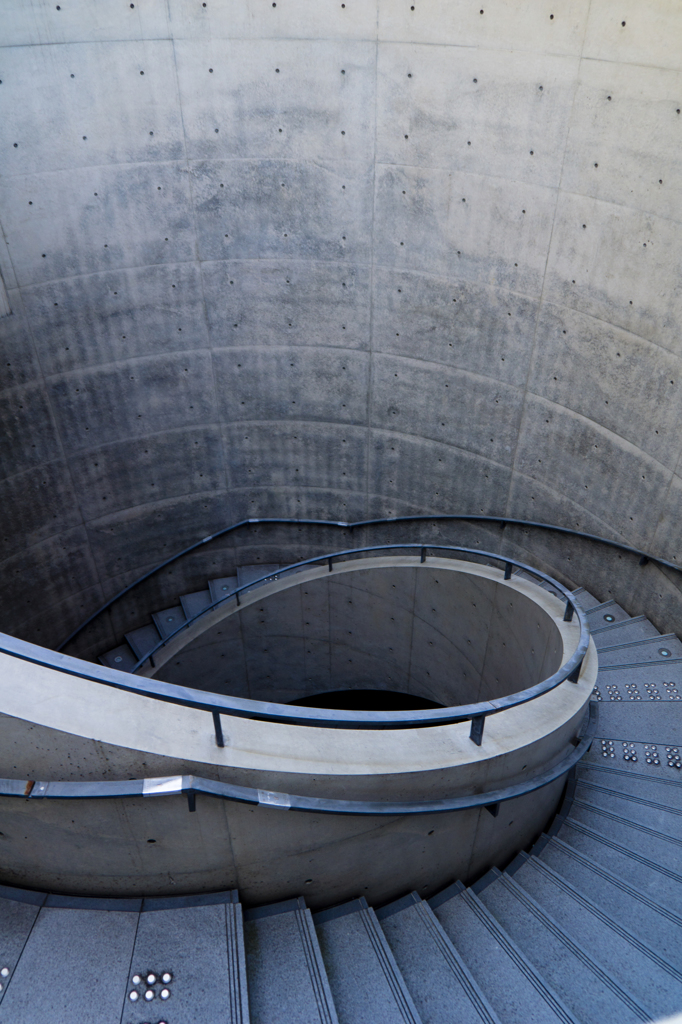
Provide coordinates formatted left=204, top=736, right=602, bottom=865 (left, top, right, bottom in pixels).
left=0, top=562, right=596, bottom=904
left=146, top=555, right=566, bottom=704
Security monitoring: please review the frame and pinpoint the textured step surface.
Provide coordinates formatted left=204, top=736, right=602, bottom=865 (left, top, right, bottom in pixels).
left=597, top=634, right=682, bottom=667
left=507, top=852, right=682, bottom=1016
left=180, top=588, right=213, bottom=619
left=552, top=819, right=682, bottom=915
left=590, top=616, right=660, bottom=646
left=124, top=622, right=161, bottom=661
left=129, top=892, right=249, bottom=1024
left=237, top=564, right=282, bottom=588
left=570, top=587, right=601, bottom=611
left=474, top=869, right=649, bottom=1024
left=430, top=883, right=576, bottom=1024
left=98, top=642, right=137, bottom=672
left=591, top=701, right=682, bottom=742
left=377, top=892, right=500, bottom=1024
left=530, top=824, right=682, bottom=974
left=152, top=603, right=187, bottom=639
left=244, top=897, right=338, bottom=1024
left=208, top=575, right=238, bottom=603
left=583, top=600, right=630, bottom=626
left=314, top=898, right=422, bottom=1024
left=0, top=887, right=44, bottom=1010
left=0, top=895, right=139, bottom=1024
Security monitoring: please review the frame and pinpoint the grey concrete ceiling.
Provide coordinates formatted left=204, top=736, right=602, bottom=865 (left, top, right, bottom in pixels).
left=1, top=0, right=681, bottom=644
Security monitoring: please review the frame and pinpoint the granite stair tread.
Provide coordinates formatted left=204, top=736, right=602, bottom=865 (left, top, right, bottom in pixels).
left=429, top=882, right=577, bottom=1024
left=474, top=868, right=650, bottom=1024
left=506, top=851, right=682, bottom=1015
left=377, top=891, right=501, bottom=1024
left=244, top=897, right=338, bottom=1024
left=314, top=897, right=422, bottom=1024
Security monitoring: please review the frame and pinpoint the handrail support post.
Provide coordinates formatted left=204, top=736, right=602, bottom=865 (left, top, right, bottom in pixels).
left=470, top=715, right=485, bottom=746
left=504, top=562, right=512, bottom=580
left=568, top=658, right=583, bottom=683
left=420, top=547, right=426, bottom=563
left=212, top=711, right=225, bottom=748
left=563, top=600, right=574, bottom=622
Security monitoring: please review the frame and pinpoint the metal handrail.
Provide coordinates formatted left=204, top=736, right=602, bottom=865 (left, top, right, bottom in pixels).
left=0, top=544, right=590, bottom=744
left=57, top=514, right=681, bottom=653
left=1, top=704, right=596, bottom=817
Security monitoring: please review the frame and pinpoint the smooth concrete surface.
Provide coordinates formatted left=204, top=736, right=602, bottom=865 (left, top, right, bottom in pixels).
left=2, top=1, right=682, bottom=650
left=0, top=563, right=594, bottom=900
left=153, top=557, right=564, bottom=706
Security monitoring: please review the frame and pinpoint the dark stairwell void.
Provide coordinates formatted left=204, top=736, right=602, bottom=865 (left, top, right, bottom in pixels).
left=154, top=562, right=565, bottom=711
left=288, top=689, right=445, bottom=711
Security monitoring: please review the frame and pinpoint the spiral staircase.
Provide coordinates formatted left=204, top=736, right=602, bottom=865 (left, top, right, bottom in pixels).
left=0, top=559, right=681, bottom=1024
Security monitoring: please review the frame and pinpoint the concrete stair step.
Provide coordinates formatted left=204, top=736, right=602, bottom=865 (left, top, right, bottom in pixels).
left=571, top=587, right=601, bottom=611
left=596, top=660, right=682, bottom=692
left=124, top=622, right=162, bottom=662
left=553, top=819, right=682, bottom=916
left=569, top=799, right=682, bottom=875
left=529, top=830, right=682, bottom=974
left=180, top=588, right=213, bottom=619
left=0, top=886, right=45, bottom=1011
left=577, top=762, right=682, bottom=807
left=429, top=882, right=576, bottom=1024
left=506, top=852, right=682, bottom=1016
left=237, top=564, right=282, bottom=590
left=98, top=642, right=136, bottom=672
left=130, top=891, right=249, bottom=1023
left=512, top=569, right=563, bottom=598
left=244, top=897, right=338, bottom=1024
left=596, top=633, right=682, bottom=667
left=575, top=777, right=682, bottom=837
left=0, top=894, right=139, bottom=1024
left=152, top=604, right=187, bottom=639
left=377, top=891, right=500, bottom=1024
left=314, top=897, right=422, bottom=1024
left=474, top=869, right=649, bottom=1024
left=208, top=576, right=238, bottom=603
left=583, top=599, right=631, bottom=626
left=590, top=616, right=660, bottom=646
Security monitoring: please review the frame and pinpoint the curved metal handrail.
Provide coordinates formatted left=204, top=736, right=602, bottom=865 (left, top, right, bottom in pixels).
left=57, top=514, right=681, bottom=653
left=0, top=544, right=590, bottom=742
left=0, top=705, right=596, bottom=817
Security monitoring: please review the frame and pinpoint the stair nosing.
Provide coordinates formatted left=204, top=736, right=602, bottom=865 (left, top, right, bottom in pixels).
left=542, top=832, right=682, bottom=929
left=491, top=872, right=651, bottom=1021
left=458, top=889, right=579, bottom=1024
left=521, top=852, right=682, bottom=981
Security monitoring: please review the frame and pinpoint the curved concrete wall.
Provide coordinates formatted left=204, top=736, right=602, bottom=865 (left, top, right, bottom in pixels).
left=155, top=558, right=563, bottom=705
left=1, top=0, right=682, bottom=645
left=0, top=577, right=595, bottom=901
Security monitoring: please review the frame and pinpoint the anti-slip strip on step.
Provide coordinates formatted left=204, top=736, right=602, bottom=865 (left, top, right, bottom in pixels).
left=484, top=872, right=651, bottom=1021
left=560, top=816, right=682, bottom=885
left=517, top=853, right=682, bottom=982
left=442, top=887, right=579, bottom=1024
